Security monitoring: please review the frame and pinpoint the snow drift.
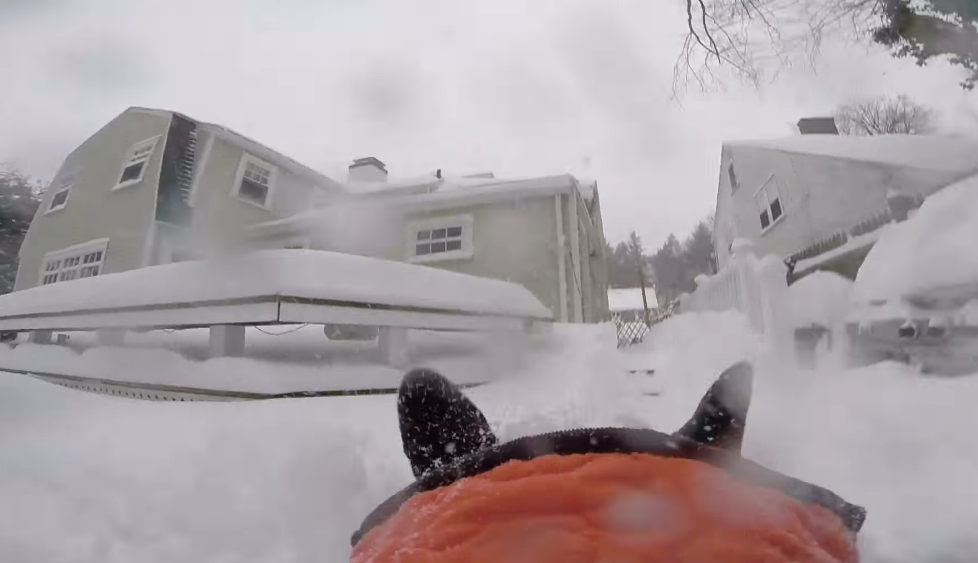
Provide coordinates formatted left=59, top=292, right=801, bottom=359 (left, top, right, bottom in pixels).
left=0, top=312, right=976, bottom=562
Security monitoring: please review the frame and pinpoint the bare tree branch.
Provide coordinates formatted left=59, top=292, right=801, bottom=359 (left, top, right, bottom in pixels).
left=675, top=0, right=887, bottom=94
left=834, top=95, right=936, bottom=135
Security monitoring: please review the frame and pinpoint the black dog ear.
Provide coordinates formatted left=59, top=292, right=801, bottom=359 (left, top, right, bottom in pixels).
left=673, top=361, right=754, bottom=453
left=398, top=369, right=498, bottom=478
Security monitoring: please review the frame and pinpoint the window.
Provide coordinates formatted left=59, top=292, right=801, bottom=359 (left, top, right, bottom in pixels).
left=115, top=137, right=159, bottom=189
left=754, top=175, right=784, bottom=232
left=232, top=155, right=277, bottom=208
left=408, top=215, right=474, bottom=263
left=39, top=239, right=108, bottom=286
left=46, top=171, right=78, bottom=213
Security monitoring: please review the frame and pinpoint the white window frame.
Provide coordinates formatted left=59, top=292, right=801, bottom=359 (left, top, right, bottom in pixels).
left=45, top=171, right=78, bottom=214
left=407, top=214, right=474, bottom=264
left=38, top=238, right=109, bottom=287
left=753, top=174, right=785, bottom=233
left=114, top=136, right=160, bottom=191
left=231, top=154, right=278, bottom=210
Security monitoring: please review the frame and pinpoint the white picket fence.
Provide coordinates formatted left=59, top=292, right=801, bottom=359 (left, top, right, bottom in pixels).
left=679, top=240, right=790, bottom=339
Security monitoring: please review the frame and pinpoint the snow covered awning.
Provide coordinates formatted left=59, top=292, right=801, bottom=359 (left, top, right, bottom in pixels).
left=0, top=250, right=552, bottom=331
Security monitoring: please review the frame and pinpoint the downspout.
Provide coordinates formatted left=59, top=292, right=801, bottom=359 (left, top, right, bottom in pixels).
left=568, top=186, right=583, bottom=323
left=554, top=194, right=568, bottom=322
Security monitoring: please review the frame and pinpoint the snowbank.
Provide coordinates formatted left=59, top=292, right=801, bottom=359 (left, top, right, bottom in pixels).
left=0, top=326, right=551, bottom=393
left=0, top=249, right=552, bottom=320
left=0, top=312, right=976, bottom=562
left=854, top=173, right=978, bottom=302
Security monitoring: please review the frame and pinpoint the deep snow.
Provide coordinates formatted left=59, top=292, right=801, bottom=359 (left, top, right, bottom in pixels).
left=1, top=313, right=977, bottom=562
left=853, top=172, right=978, bottom=302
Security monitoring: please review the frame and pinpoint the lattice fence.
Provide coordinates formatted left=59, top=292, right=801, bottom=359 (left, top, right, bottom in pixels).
left=613, top=300, right=679, bottom=348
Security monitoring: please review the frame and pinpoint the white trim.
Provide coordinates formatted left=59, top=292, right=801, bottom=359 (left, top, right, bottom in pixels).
left=45, top=185, right=72, bottom=214
left=0, top=301, right=279, bottom=332
left=406, top=214, right=474, bottom=264
left=231, top=153, right=278, bottom=210
left=280, top=301, right=533, bottom=332
left=0, top=297, right=546, bottom=333
left=44, top=170, right=80, bottom=214
left=554, top=194, right=568, bottom=322
left=569, top=188, right=583, bottom=323
left=114, top=136, right=161, bottom=191
left=754, top=174, right=785, bottom=234
left=187, top=132, right=215, bottom=208
left=38, top=238, right=110, bottom=287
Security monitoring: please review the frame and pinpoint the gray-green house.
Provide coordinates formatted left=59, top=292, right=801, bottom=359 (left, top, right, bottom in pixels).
left=17, top=106, right=343, bottom=292
left=17, top=107, right=609, bottom=323
left=249, top=164, right=610, bottom=323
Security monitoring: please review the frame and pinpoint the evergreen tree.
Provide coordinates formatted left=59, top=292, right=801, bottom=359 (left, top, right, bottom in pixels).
left=0, top=167, right=41, bottom=294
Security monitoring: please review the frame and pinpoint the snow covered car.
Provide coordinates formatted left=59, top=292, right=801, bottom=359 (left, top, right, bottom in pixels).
left=846, top=173, right=978, bottom=375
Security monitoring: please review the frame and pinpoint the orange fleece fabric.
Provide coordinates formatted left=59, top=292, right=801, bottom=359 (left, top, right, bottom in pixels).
left=352, top=453, right=858, bottom=563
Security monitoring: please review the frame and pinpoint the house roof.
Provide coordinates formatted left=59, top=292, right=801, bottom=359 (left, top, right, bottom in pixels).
left=608, top=287, right=658, bottom=312
left=129, top=106, right=343, bottom=191
left=725, top=134, right=978, bottom=174
left=355, top=173, right=592, bottom=211
left=250, top=173, right=596, bottom=235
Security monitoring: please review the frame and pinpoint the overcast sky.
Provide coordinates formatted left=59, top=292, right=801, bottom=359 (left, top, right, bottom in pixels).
left=1, top=0, right=976, bottom=249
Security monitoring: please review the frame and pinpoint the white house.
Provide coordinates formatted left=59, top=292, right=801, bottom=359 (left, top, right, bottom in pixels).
left=16, top=107, right=609, bottom=323
left=713, top=123, right=978, bottom=278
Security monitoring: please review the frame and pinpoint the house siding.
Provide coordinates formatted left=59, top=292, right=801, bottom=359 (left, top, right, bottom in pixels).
left=186, top=136, right=325, bottom=251
left=269, top=196, right=566, bottom=319
left=574, top=189, right=608, bottom=322
left=14, top=109, right=170, bottom=290
left=716, top=146, right=965, bottom=268
left=404, top=198, right=564, bottom=319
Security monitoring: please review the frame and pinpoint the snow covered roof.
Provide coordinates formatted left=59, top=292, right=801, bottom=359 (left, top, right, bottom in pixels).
left=0, top=250, right=553, bottom=321
left=726, top=134, right=978, bottom=174
left=347, top=174, right=442, bottom=196
left=608, top=287, right=658, bottom=312
left=343, top=173, right=594, bottom=204
left=853, top=171, right=978, bottom=303
left=256, top=173, right=595, bottom=234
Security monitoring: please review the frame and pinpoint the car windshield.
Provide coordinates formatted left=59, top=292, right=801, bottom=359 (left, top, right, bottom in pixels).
left=2, top=1, right=977, bottom=561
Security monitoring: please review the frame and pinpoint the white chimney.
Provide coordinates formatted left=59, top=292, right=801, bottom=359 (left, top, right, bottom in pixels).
left=348, top=157, right=388, bottom=183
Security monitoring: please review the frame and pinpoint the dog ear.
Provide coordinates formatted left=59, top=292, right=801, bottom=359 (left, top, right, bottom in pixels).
left=673, top=361, right=753, bottom=453
left=398, top=369, right=498, bottom=478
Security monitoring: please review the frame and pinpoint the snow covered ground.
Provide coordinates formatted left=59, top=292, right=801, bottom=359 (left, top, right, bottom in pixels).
left=0, top=327, right=546, bottom=393
left=1, top=312, right=977, bottom=562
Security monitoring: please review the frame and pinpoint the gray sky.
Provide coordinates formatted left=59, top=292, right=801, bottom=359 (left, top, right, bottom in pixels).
left=1, top=0, right=976, bottom=249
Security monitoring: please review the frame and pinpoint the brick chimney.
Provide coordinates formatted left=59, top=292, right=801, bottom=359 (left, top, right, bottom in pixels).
left=797, top=117, right=839, bottom=135
left=348, top=157, right=388, bottom=183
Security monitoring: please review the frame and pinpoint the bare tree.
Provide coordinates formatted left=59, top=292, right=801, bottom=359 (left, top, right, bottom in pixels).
left=677, top=0, right=978, bottom=92
left=834, top=95, right=935, bottom=135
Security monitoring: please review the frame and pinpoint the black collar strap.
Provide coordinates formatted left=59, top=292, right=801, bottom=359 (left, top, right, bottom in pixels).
left=352, top=426, right=867, bottom=547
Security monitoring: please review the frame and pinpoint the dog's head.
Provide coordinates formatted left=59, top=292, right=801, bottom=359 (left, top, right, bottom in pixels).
left=351, top=362, right=866, bottom=562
